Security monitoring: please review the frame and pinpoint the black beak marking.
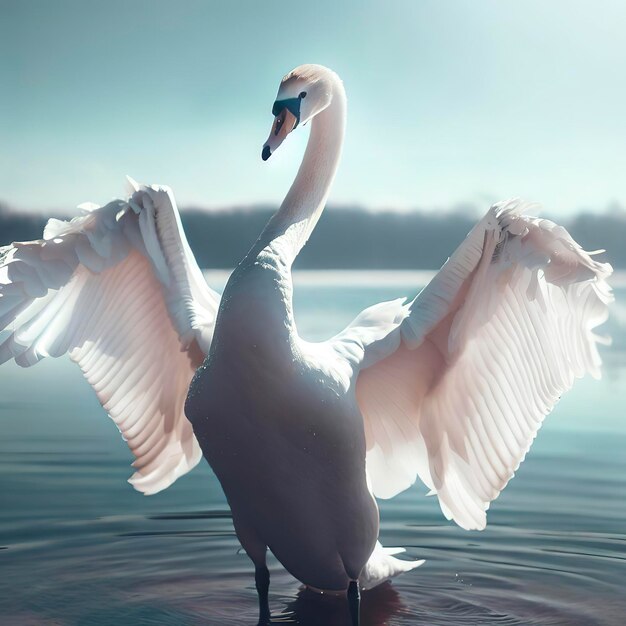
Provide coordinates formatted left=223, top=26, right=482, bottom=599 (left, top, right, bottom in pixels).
left=262, top=145, right=271, bottom=161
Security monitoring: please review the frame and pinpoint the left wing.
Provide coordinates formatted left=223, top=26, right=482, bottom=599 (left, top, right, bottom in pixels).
left=0, top=183, right=220, bottom=494
left=354, top=200, right=613, bottom=530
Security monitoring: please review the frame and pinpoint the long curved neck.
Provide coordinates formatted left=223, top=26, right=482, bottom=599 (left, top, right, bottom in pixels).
left=253, top=79, right=347, bottom=269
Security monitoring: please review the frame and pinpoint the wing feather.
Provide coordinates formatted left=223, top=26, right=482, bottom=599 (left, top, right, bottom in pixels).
left=356, top=200, right=613, bottom=529
left=0, top=184, right=220, bottom=494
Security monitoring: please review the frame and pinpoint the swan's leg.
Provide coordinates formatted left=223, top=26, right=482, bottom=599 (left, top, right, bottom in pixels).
left=347, top=580, right=360, bottom=626
left=255, top=564, right=270, bottom=625
left=231, top=513, right=270, bottom=624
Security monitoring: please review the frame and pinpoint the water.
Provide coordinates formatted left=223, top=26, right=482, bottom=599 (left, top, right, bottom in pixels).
left=1, top=271, right=625, bottom=626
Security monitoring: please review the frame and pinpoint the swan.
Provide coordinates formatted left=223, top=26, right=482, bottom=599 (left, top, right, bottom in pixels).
left=0, top=64, right=613, bottom=625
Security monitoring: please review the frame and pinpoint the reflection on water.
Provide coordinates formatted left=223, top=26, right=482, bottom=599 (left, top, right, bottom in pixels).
left=279, top=584, right=407, bottom=626
left=1, top=272, right=625, bottom=625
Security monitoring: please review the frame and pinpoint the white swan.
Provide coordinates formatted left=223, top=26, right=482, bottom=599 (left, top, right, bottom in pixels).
left=0, top=64, right=613, bottom=625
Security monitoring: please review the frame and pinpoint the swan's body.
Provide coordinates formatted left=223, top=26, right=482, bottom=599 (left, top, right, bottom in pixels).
left=0, top=65, right=613, bottom=623
left=189, top=292, right=380, bottom=590
left=187, top=67, right=384, bottom=592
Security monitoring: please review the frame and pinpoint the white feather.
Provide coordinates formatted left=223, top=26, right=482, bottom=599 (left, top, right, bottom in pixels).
left=0, top=183, right=220, bottom=494
left=359, top=542, right=424, bottom=590
left=355, top=200, right=613, bottom=530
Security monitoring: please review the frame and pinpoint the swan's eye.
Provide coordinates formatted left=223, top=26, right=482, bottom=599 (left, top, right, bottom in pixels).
left=271, top=100, right=300, bottom=131
left=299, top=91, right=307, bottom=99
left=274, top=109, right=286, bottom=136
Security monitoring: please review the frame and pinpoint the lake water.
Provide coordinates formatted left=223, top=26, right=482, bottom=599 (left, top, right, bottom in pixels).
left=1, top=271, right=625, bottom=626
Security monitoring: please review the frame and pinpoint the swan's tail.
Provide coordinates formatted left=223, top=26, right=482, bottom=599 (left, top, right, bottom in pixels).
left=359, top=541, right=424, bottom=590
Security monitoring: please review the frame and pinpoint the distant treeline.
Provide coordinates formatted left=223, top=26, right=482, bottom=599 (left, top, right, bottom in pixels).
left=1, top=202, right=624, bottom=269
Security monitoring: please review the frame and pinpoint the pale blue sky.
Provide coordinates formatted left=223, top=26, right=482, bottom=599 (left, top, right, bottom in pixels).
left=1, top=0, right=625, bottom=216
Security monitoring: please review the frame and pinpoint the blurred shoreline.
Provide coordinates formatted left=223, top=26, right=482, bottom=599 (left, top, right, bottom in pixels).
left=203, top=268, right=626, bottom=290
left=2, top=203, right=625, bottom=269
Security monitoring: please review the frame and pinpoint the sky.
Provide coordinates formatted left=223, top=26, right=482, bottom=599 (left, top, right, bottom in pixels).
left=1, top=0, right=625, bottom=217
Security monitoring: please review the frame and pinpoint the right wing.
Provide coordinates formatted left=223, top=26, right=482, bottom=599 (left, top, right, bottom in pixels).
left=0, top=183, right=220, bottom=494
left=354, top=201, right=613, bottom=530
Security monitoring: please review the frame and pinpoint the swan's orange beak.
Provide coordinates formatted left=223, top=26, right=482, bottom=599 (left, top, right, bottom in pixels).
left=262, top=108, right=298, bottom=161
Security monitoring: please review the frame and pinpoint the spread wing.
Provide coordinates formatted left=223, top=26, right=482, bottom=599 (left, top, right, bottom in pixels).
left=0, top=182, right=220, bottom=494
left=355, top=200, right=613, bottom=530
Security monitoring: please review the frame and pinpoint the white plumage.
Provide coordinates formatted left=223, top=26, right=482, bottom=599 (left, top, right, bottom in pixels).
left=358, top=200, right=612, bottom=531
left=0, top=64, right=613, bottom=622
left=0, top=184, right=219, bottom=494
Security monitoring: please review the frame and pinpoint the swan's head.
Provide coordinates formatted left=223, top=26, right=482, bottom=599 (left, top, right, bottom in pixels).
left=262, top=64, right=336, bottom=161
